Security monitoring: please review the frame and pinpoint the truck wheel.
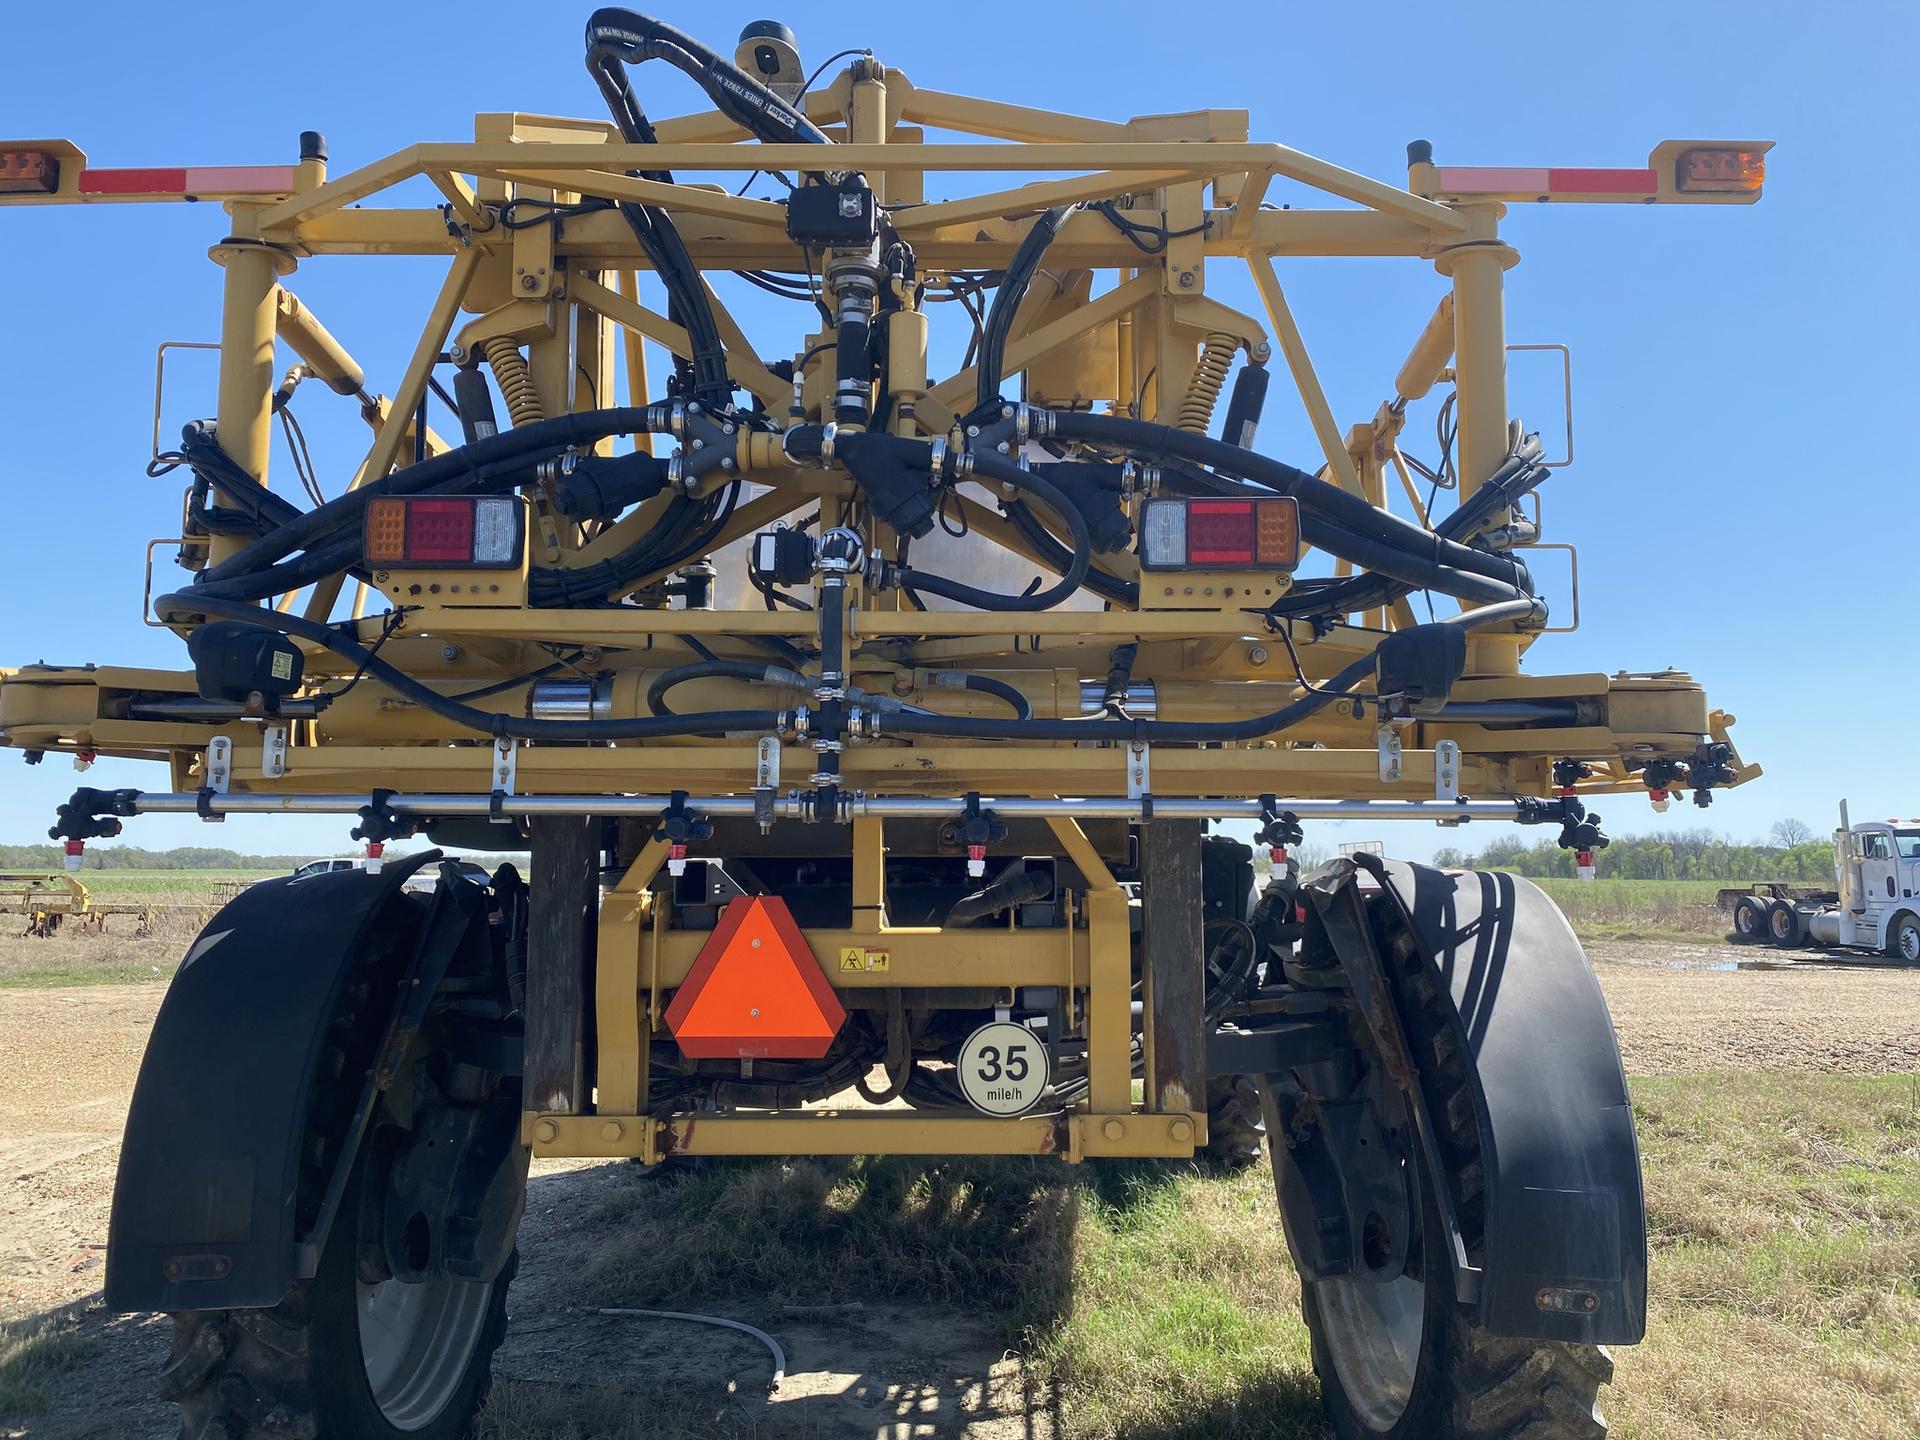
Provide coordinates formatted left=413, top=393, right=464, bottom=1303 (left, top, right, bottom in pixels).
left=1767, top=899, right=1804, bottom=949
left=1731, top=895, right=1767, bottom=942
left=159, top=917, right=521, bottom=1440
left=1890, top=914, right=1920, bottom=964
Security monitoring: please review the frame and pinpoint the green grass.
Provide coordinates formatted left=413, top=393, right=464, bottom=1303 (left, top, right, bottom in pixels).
left=0, top=1305, right=100, bottom=1422
left=51, top=868, right=275, bottom=902
left=0, top=870, right=271, bottom=988
left=1530, top=877, right=1733, bottom=943
left=482, top=1075, right=1920, bottom=1439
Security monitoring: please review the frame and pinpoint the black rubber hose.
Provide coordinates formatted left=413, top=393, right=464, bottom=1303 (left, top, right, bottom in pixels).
left=930, top=671, right=1033, bottom=719
left=1048, top=411, right=1527, bottom=590
left=647, top=660, right=807, bottom=716
left=201, top=407, right=658, bottom=585
left=896, top=451, right=1090, bottom=611
left=947, top=867, right=1054, bottom=925
left=975, top=204, right=1076, bottom=413
left=878, top=599, right=1542, bottom=745
left=160, top=593, right=781, bottom=742
left=586, top=10, right=834, bottom=147
left=1003, top=500, right=1139, bottom=605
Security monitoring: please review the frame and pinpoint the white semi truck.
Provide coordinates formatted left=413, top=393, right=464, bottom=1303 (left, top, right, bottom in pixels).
left=1724, top=802, right=1920, bottom=959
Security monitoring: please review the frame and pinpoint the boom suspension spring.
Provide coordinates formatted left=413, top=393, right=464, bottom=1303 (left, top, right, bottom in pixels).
left=482, top=337, right=546, bottom=427
left=1176, top=331, right=1239, bottom=433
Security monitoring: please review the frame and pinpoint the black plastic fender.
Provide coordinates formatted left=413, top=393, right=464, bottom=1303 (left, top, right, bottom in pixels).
left=105, top=854, right=439, bottom=1314
left=1368, top=857, right=1647, bottom=1346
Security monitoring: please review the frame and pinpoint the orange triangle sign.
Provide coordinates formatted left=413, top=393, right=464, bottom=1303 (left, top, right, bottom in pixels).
left=663, top=896, right=847, bottom=1059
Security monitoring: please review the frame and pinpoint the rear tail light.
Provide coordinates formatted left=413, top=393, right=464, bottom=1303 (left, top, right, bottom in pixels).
left=363, top=496, right=523, bottom=567
left=1674, top=147, right=1765, bottom=194
left=0, top=149, right=60, bottom=194
left=1139, top=496, right=1300, bottom=571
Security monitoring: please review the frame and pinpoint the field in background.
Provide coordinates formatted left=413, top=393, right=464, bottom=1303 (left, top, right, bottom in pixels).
left=473, top=1074, right=1920, bottom=1440
left=0, top=870, right=269, bottom=988
left=1530, top=877, right=1729, bottom=943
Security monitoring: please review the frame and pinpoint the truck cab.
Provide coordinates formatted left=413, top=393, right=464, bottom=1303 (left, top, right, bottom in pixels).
left=1805, top=811, right=1920, bottom=956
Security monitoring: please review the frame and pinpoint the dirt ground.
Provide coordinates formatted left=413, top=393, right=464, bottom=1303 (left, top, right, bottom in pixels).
left=2, top=938, right=1916, bottom=1439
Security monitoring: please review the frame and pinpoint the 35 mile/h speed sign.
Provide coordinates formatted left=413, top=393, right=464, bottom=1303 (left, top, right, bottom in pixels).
left=957, top=1020, right=1050, bottom=1115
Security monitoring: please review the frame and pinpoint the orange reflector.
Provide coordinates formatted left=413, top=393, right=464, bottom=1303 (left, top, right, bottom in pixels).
left=0, top=149, right=60, bottom=194
left=663, top=896, right=846, bottom=1059
left=1675, top=147, right=1765, bottom=194
left=364, top=497, right=408, bottom=564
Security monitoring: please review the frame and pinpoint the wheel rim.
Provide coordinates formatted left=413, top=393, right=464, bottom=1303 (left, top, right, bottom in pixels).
left=1735, top=905, right=1759, bottom=936
left=1901, top=925, right=1920, bottom=963
left=1771, top=910, right=1792, bottom=940
left=357, top=1272, right=491, bottom=1430
left=1316, top=1269, right=1427, bottom=1429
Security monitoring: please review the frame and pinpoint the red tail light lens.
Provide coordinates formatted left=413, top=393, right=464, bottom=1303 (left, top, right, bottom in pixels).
left=363, top=496, right=523, bottom=567
left=1139, top=496, right=1300, bottom=571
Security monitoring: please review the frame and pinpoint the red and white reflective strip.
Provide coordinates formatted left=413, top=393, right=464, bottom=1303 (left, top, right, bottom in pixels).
left=77, top=164, right=295, bottom=199
left=1430, top=166, right=1657, bottom=202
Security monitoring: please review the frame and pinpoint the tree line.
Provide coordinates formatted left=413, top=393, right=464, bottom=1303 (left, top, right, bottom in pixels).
left=0, top=843, right=328, bottom=871
left=1431, top=822, right=1838, bottom=883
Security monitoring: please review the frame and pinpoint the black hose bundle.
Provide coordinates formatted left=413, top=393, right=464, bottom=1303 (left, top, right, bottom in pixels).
left=973, top=204, right=1077, bottom=415
left=584, top=9, right=835, bottom=410
left=159, top=592, right=782, bottom=743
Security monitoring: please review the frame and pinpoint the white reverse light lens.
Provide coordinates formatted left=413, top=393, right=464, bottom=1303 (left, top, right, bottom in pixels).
left=1140, top=500, right=1187, bottom=568
left=471, top=496, right=519, bottom=564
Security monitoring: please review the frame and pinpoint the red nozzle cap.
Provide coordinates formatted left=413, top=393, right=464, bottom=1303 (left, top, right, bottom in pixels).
left=365, top=840, right=385, bottom=860
left=1271, top=846, right=1289, bottom=865
left=1576, top=849, right=1593, bottom=866
left=967, top=843, right=986, bottom=862
left=1650, top=788, right=1668, bottom=801
left=65, top=839, right=84, bottom=857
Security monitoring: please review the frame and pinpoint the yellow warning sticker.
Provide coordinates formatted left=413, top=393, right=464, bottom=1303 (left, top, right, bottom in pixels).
left=838, top=945, right=890, bottom=973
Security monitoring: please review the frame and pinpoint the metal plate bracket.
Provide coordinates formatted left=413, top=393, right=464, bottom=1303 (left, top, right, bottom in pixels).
left=262, top=723, right=288, bottom=779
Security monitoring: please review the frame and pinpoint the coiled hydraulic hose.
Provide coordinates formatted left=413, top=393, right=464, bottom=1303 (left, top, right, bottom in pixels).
left=164, top=593, right=781, bottom=742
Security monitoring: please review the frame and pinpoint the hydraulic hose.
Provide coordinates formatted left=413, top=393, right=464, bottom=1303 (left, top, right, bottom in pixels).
left=162, top=593, right=781, bottom=742
left=975, top=205, right=1076, bottom=414
left=896, top=450, right=1090, bottom=611
left=879, top=599, right=1542, bottom=745
left=586, top=10, right=834, bottom=148
left=925, top=671, right=1033, bottom=719
left=647, top=660, right=809, bottom=716
left=1046, top=411, right=1529, bottom=592
left=200, top=407, right=658, bottom=586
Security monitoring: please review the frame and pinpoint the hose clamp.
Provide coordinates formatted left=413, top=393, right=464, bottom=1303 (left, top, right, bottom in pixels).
left=818, top=422, right=837, bottom=466
left=928, top=435, right=947, bottom=478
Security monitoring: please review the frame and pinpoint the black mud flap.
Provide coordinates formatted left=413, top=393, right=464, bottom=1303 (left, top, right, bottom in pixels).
left=105, top=854, right=441, bottom=1314
left=1367, top=857, right=1647, bottom=1346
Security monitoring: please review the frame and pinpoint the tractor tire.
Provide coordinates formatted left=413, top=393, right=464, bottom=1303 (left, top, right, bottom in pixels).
left=1889, top=913, right=1920, bottom=965
left=1200, top=1074, right=1266, bottom=1171
left=160, top=903, right=521, bottom=1440
left=162, top=1163, right=516, bottom=1440
left=1731, top=894, right=1767, bottom=942
left=1767, top=899, right=1804, bottom=950
left=1280, top=891, right=1614, bottom=1440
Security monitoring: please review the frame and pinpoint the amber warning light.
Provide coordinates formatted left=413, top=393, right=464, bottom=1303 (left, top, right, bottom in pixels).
left=1675, top=147, right=1765, bottom=194
left=0, top=149, right=60, bottom=194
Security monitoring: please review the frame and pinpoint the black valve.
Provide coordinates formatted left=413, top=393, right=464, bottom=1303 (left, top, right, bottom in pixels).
left=655, top=791, right=714, bottom=876
left=1256, top=794, right=1304, bottom=866
left=351, top=789, right=419, bottom=846
left=1551, top=758, right=1594, bottom=793
left=1687, top=742, right=1737, bottom=808
left=1639, top=757, right=1686, bottom=811
left=1519, top=790, right=1609, bottom=877
left=956, top=792, right=1006, bottom=878
left=49, top=787, right=139, bottom=844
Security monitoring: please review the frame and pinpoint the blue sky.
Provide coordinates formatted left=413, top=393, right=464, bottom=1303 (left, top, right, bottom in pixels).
left=1, top=0, right=1914, bottom=860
